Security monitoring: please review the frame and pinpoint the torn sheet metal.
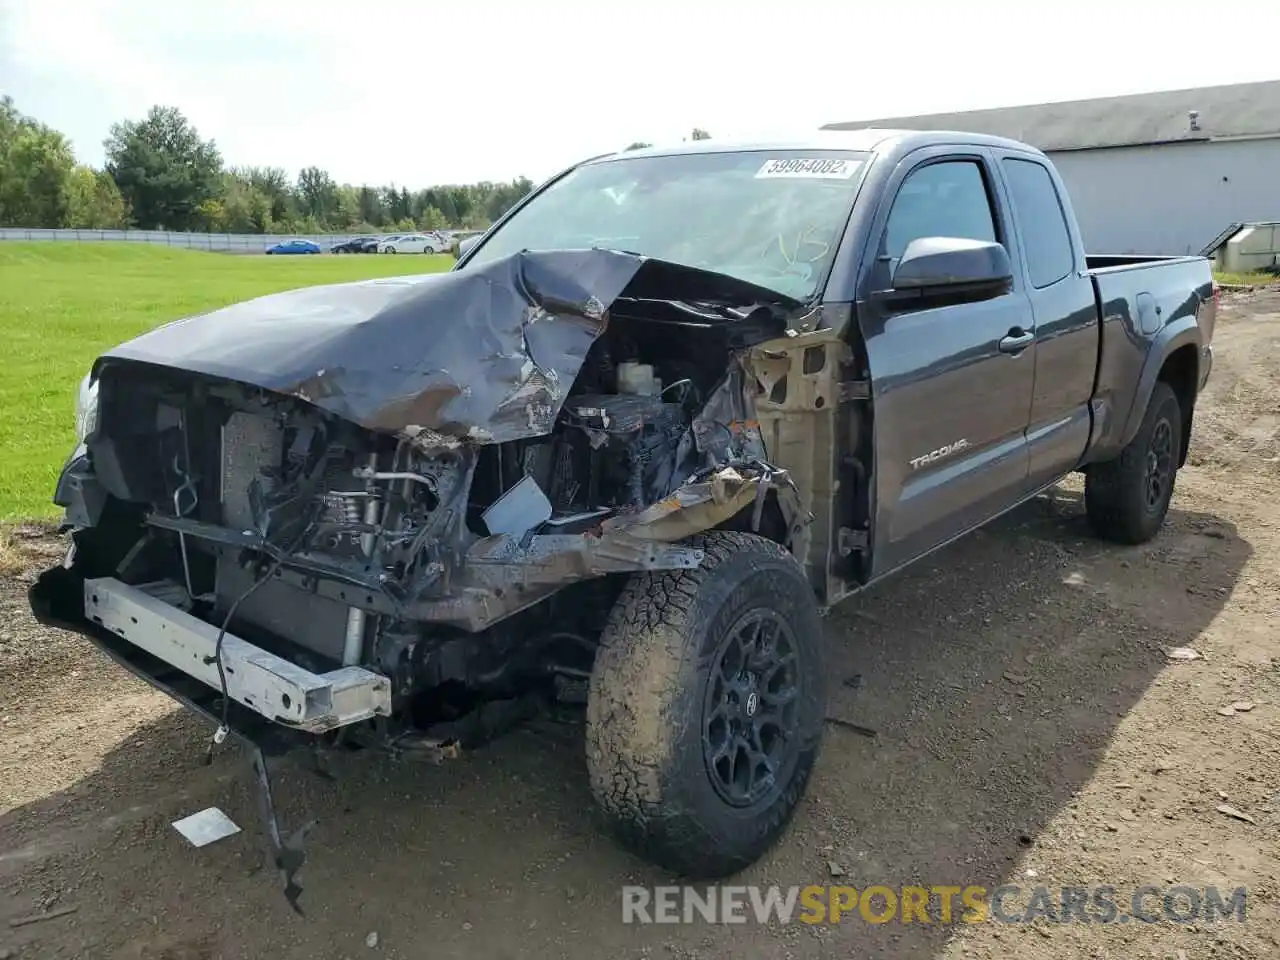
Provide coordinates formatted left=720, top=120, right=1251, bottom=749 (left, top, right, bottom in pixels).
left=603, top=463, right=808, bottom=543
left=464, top=532, right=705, bottom=582
left=97, top=249, right=801, bottom=447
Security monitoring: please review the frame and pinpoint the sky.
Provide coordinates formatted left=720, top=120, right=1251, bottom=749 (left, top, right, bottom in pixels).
left=3, top=0, right=1279, bottom=189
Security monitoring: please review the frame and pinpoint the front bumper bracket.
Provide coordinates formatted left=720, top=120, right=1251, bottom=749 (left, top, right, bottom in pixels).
left=83, top=577, right=393, bottom=733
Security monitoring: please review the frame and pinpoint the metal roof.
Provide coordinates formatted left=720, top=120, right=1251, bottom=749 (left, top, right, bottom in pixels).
left=822, top=80, right=1280, bottom=152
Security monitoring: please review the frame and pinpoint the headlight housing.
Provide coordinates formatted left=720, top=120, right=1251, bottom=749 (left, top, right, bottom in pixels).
left=75, top=371, right=99, bottom=442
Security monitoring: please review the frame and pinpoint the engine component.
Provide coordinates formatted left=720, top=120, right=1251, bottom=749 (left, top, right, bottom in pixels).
left=221, top=412, right=284, bottom=531
left=342, top=451, right=382, bottom=665
left=617, top=361, right=662, bottom=396
left=562, top=394, right=686, bottom=509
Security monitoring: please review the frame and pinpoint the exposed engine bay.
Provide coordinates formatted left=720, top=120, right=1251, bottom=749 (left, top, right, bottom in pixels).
left=47, top=250, right=817, bottom=750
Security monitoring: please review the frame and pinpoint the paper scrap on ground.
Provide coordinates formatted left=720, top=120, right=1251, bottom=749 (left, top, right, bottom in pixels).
left=172, top=807, right=241, bottom=847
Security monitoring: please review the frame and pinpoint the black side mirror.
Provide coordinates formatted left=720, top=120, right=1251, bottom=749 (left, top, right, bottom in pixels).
left=455, top=235, right=481, bottom=260
left=887, top=237, right=1013, bottom=303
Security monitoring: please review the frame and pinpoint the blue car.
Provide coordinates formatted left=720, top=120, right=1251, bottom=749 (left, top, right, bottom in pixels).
left=265, top=238, right=321, bottom=255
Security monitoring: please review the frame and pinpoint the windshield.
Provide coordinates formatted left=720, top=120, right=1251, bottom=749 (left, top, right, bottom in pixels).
left=462, top=149, right=870, bottom=301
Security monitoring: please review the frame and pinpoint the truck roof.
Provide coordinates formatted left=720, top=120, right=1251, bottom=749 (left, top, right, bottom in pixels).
left=588, top=129, right=1049, bottom=164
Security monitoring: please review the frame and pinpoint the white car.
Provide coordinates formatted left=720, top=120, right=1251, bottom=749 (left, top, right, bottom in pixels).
left=378, top=233, right=446, bottom=254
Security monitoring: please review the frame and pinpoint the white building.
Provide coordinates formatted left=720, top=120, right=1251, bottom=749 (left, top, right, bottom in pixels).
left=823, top=80, right=1280, bottom=257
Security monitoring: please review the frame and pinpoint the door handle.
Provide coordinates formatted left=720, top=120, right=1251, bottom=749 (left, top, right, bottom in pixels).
left=998, top=328, right=1034, bottom=354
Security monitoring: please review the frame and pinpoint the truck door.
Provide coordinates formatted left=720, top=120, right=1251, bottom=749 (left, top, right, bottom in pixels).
left=994, top=153, right=1100, bottom=491
left=859, top=150, right=1036, bottom=575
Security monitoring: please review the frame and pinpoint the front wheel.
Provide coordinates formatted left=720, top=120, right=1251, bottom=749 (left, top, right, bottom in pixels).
left=586, top=531, right=825, bottom=878
left=1085, top=380, right=1183, bottom=544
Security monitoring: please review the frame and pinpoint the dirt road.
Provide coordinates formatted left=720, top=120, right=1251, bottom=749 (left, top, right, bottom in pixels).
left=2, top=292, right=1278, bottom=960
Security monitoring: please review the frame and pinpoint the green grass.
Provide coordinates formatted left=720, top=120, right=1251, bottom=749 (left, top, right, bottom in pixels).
left=1214, top=269, right=1280, bottom=287
left=0, top=243, right=452, bottom=520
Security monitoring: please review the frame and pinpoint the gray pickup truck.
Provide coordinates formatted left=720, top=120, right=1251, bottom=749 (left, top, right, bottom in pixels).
left=31, top=129, right=1216, bottom=903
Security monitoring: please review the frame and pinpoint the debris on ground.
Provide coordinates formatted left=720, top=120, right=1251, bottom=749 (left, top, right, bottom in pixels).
left=1215, top=804, right=1257, bottom=825
left=824, top=716, right=877, bottom=738
left=8, top=905, right=79, bottom=928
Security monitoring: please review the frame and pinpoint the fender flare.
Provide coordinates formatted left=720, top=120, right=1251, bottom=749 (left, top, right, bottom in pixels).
left=1116, top=319, right=1201, bottom=451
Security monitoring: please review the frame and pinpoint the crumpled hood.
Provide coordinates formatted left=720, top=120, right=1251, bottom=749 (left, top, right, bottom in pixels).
left=98, top=248, right=798, bottom=445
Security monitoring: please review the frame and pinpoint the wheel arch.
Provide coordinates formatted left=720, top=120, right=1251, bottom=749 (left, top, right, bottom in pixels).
left=1157, top=343, right=1200, bottom=468
left=1112, top=323, right=1200, bottom=460
left=715, top=491, right=792, bottom=548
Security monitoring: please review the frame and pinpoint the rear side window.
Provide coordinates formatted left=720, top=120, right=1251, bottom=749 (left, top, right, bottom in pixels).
left=1002, top=158, right=1074, bottom=288
left=883, top=160, right=998, bottom=261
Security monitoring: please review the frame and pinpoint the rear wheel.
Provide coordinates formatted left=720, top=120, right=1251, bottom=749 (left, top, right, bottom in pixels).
left=1085, top=380, right=1182, bottom=544
left=586, top=531, right=825, bottom=877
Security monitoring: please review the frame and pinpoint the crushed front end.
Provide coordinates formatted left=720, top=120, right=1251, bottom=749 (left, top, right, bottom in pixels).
left=28, top=249, right=812, bottom=904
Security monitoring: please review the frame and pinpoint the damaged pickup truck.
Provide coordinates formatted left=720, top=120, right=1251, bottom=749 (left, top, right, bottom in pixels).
left=32, top=130, right=1216, bottom=900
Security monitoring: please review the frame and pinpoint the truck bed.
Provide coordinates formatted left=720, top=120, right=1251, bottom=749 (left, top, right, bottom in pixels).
left=1083, top=253, right=1216, bottom=467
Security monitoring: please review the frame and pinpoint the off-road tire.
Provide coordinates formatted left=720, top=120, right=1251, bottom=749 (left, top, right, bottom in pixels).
left=1085, top=380, right=1183, bottom=544
left=585, top=531, right=825, bottom=877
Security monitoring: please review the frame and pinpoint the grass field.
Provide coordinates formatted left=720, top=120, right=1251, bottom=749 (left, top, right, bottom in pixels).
left=1214, top=268, right=1280, bottom=287
left=0, top=243, right=452, bottom=520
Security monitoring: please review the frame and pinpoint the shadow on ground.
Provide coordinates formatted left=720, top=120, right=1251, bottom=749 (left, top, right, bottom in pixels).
left=0, top=489, right=1251, bottom=960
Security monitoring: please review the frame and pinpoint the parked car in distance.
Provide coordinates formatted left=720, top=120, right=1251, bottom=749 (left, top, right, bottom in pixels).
left=265, top=239, right=321, bottom=255
left=379, top=233, right=446, bottom=254
left=330, top=236, right=377, bottom=254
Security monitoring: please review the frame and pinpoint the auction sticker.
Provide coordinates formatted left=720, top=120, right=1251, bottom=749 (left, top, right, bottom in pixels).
left=755, top=157, right=861, bottom=179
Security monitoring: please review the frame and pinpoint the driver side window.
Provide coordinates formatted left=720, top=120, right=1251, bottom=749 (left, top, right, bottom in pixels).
left=883, top=160, right=999, bottom=261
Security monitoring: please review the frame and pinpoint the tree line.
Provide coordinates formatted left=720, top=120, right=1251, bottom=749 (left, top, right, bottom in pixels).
left=1, top=98, right=716, bottom=236
left=0, top=97, right=533, bottom=234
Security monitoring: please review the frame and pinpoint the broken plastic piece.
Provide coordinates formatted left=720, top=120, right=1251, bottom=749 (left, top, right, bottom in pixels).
left=482, top=475, right=553, bottom=536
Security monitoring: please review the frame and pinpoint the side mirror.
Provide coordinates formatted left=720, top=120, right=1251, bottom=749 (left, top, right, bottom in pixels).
left=455, top=235, right=481, bottom=260
left=889, top=237, right=1013, bottom=301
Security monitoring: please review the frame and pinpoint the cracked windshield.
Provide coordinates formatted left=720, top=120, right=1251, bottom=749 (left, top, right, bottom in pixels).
left=463, top=150, right=870, bottom=301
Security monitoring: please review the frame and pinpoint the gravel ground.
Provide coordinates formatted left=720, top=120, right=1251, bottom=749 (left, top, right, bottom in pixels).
left=1, top=289, right=1278, bottom=960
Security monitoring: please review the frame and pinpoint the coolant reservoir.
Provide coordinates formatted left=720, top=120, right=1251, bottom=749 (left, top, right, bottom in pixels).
left=617, top=362, right=662, bottom=396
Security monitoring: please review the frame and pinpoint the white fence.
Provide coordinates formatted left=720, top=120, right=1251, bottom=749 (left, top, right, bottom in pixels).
left=0, top=227, right=458, bottom=254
